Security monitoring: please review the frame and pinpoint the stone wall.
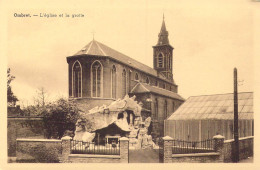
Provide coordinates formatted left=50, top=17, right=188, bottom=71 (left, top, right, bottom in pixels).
left=8, top=117, right=45, bottom=156
left=223, top=136, right=253, bottom=162
left=16, top=139, right=62, bottom=163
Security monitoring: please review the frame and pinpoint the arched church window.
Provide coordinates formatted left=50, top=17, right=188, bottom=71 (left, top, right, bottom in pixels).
left=72, top=61, right=82, bottom=98
left=122, top=69, right=127, bottom=97
left=163, top=83, right=166, bottom=89
left=135, top=73, right=139, bottom=81
left=146, top=77, right=150, bottom=84
left=128, top=70, right=132, bottom=93
left=92, top=61, right=103, bottom=97
left=172, top=102, right=175, bottom=112
left=111, top=65, right=116, bottom=99
left=164, top=100, right=168, bottom=119
left=155, top=98, right=158, bottom=119
left=158, top=53, right=164, bottom=68
left=168, top=55, right=171, bottom=70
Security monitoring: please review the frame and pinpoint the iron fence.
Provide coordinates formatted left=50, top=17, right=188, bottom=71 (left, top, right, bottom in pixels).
left=71, top=140, right=120, bottom=155
left=172, top=139, right=214, bottom=154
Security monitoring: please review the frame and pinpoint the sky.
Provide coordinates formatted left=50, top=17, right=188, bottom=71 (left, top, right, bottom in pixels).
left=2, top=0, right=257, bottom=107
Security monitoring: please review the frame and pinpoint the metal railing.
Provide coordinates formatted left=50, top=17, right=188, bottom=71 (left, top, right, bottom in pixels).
left=172, top=139, right=214, bottom=154
left=71, top=140, right=120, bottom=155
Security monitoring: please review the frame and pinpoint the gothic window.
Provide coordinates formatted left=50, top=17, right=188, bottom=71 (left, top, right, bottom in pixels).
left=164, top=100, right=168, bottom=119
left=72, top=61, right=82, bottom=97
left=169, top=56, right=172, bottom=70
left=155, top=98, right=158, bottom=119
left=146, top=77, right=150, bottom=84
left=172, top=102, right=175, bottom=112
left=163, top=83, right=166, bottom=89
left=155, top=80, right=158, bottom=86
left=158, top=53, right=164, bottom=68
left=111, top=65, right=116, bottom=99
left=128, top=70, right=132, bottom=92
left=92, top=61, right=103, bottom=97
left=135, top=73, right=139, bottom=81
left=122, top=69, right=127, bottom=97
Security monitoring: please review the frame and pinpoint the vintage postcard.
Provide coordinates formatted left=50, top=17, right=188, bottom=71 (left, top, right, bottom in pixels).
left=0, top=0, right=260, bottom=169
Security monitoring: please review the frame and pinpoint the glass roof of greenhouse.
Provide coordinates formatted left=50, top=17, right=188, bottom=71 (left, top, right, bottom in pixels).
left=167, top=92, right=253, bottom=120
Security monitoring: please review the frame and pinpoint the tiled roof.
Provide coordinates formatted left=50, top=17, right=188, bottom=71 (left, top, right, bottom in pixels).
left=130, top=82, right=185, bottom=101
left=72, top=40, right=173, bottom=83
left=167, top=92, right=253, bottom=120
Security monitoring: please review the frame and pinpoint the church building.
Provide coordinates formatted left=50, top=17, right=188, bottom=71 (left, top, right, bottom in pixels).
left=66, top=17, right=184, bottom=138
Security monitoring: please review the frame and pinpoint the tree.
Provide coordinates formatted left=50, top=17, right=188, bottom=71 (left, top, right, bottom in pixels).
left=7, top=68, right=18, bottom=106
left=33, top=87, right=48, bottom=108
left=42, top=98, right=80, bottom=139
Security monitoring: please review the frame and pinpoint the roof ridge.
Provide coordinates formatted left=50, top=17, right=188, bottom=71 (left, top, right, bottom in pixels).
left=95, top=41, right=107, bottom=56
left=140, top=82, right=185, bottom=100
left=95, top=40, right=131, bottom=58
left=71, top=40, right=176, bottom=84
left=86, top=41, right=94, bottom=54
left=143, top=83, right=178, bottom=94
left=189, top=91, right=253, bottom=98
left=130, top=82, right=140, bottom=93
left=139, top=83, right=150, bottom=92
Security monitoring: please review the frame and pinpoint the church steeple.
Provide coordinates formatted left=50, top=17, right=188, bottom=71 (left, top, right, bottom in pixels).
left=157, top=14, right=170, bottom=46
left=153, top=15, right=174, bottom=82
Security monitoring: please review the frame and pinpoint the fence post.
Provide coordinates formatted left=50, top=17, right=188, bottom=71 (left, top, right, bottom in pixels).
left=213, top=135, right=225, bottom=162
left=61, top=136, right=72, bottom=163
left=160, top=136, right=173, bottom=163
left=119, top=137, right=129, bottom=163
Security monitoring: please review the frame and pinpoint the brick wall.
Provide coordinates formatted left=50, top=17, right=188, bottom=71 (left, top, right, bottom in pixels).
left=171, top=153, right=220, bottom=163
left=223, top=136, right=253, bottom=162
left=8, top=117, right=45, bottom=156
left=69, top=154, right=120, bottom=163
left=16, top=136, right=129, bottom=163
left=68, top=57, right=177, bottom=99
left=159, top=135, right=253, bottom=163
left=159, top=135, right=224, bottom=163
left=16, top=139, right=62, bottom=163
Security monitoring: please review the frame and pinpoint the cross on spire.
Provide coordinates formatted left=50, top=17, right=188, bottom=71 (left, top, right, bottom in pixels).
left=92, top=31, right=95, bottom=40
left=163, top=13, right=165, bottom=20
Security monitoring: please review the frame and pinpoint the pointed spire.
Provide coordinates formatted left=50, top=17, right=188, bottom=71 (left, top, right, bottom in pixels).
left=157, top=14, right=169, bottom=45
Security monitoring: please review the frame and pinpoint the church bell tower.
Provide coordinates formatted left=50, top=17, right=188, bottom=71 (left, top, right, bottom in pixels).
left=153, top=15, right=174, bottom=82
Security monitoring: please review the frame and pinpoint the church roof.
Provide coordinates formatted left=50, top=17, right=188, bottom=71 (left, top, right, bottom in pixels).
left=72, top=40, right=174, bottom=83
left=130, top=82, right=185, bottom=101
left=167, top=92, right=253, bottom=121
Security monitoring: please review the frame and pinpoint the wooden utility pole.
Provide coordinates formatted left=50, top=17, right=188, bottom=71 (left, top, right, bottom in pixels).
left=233, top=68, right=239, bottom=162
